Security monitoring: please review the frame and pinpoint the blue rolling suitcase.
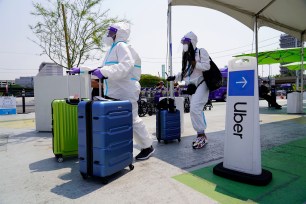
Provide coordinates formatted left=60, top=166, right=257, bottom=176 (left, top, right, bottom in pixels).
left=78, top=98, right=134, bottom=183
left=156, top=98, right=181, bottom=144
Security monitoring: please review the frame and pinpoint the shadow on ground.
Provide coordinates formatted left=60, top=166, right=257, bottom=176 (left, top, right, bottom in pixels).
left=29, top=150, right=133, bottom=199
left=152, top=131, right=225, bottom=170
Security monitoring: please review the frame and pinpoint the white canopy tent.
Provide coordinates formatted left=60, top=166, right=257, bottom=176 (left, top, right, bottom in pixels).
left=167, top=0, right=306, bottom=100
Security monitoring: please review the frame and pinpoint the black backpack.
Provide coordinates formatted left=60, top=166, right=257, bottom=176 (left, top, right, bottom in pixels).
left=199, top=49, right=222, bottom=91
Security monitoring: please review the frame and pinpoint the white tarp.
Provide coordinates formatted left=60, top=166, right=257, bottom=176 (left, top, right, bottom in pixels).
left=169, top=0, right=306, bottom=40
left=168, top=0, right=305, bottom=100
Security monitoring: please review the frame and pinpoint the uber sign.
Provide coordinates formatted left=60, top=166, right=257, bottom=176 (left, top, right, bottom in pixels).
left=223, top=57, right=262, bottom=175
left=228, top=70, right=254, bottom=96
left=227, top=70, right=255, bottom=140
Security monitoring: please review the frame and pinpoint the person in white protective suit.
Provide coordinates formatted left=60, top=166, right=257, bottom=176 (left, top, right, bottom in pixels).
left=72, top=22, right=155, bottom=160
left=167, top=32, right=210, bottom=149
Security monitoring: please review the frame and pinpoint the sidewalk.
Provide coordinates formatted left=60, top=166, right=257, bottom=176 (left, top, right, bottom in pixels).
left=0, top=100, right=305, bottom=203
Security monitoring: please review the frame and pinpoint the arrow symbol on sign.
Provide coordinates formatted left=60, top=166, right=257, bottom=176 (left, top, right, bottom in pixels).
left=236, top=77, right=247, bottom=88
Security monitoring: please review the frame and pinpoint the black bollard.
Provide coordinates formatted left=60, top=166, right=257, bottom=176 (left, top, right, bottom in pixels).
left=22, top=89, right=25, bottom=114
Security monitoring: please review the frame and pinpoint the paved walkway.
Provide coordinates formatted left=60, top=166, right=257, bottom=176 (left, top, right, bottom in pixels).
left=0, top=99, right=305, bottom=203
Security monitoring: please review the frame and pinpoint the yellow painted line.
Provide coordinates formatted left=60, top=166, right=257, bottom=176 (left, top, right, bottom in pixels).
left=0, top=119, right=35, bottom=129
left=259, top=114, right=303, bottom=124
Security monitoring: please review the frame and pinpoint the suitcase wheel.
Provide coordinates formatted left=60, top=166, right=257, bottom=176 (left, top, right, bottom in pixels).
left=157, top=139, right=161, bottom=143
left=57, top=157, right=64, bottom=163
left=178, top=138, right=181, bottom=143
left=129, top=164, right=134, bottom=171
left=55, top=155, right=63, bottom=163
left=209, top=107, right=211, bottom=110
left=101, top=177, right=108, bottom=184
left=164, top=140, right=168, bottom=144
left=80, top=173, right=88, bottom=180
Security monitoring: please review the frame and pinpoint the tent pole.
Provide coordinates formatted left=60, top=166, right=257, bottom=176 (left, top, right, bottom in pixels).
left=168, top=2, right=174, bottom=97
left=295, top=39, right=299, bottom=90
left=255, top=16, right=259, bottom=71
left=301, top=34, right=304, bottom=99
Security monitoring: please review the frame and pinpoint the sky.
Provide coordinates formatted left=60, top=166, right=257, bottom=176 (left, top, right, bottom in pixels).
left=0, top=0, right=288, bottom=80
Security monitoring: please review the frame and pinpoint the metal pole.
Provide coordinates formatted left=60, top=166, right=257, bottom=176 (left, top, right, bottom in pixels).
left=168, top=2, right=174, bottom=97
left=295, top=38, right=299, bottom=90
left=22, top=89, right=25, bottom=114
left=269, top=64, right=271, bottom=78
left=61, top=4, right=72, bottom=69
left=255, top=16, right=259, bottom=69
left=301, top=34, right=304, bottom=95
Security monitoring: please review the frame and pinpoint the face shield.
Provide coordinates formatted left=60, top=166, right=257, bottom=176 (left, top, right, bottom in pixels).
left=103, top=26, right=118, bottom=46
left=107, top=26, right=118, bottom=38
left=181, top=37, right=191, bottom=45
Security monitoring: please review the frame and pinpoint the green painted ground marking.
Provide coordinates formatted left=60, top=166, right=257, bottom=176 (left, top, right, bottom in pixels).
left=173, top=137, right=306, bottom=204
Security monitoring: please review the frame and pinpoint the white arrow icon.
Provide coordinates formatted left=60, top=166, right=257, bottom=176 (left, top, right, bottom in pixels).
left=236, top=77, right=247, bottom=88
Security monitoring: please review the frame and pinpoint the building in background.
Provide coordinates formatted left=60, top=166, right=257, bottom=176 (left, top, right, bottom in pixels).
left=279, top=34, right=302, bottom=76
left=0, top=80, right=15, bottom=87
left=15, top=77, right=34, bottom=88
left=37, top=62, right=63, bottom=77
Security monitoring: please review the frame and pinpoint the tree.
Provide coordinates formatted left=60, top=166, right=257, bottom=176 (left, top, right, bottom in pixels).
left=29, top=0, right=124, bottom=69
left=139, top=74, right=166, bottom=88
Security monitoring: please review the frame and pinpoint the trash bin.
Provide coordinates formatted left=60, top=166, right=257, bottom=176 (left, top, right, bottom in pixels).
left=287, top=92, right=303, bottom=114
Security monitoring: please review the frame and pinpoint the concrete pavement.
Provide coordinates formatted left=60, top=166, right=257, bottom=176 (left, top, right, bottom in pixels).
left=0, top=99, right=305, bottom=203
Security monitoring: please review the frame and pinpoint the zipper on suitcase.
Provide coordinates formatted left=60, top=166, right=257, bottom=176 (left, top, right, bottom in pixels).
left=85, top=101, right=94, bottom=176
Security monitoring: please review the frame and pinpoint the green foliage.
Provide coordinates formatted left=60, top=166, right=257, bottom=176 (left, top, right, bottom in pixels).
left=139, top=74, right=166, bottom=88
left=29, top=0, right=126, bottom=68
left=273, top=74, right=282, bottom=78
left=11, top=84, right=23, bottom=88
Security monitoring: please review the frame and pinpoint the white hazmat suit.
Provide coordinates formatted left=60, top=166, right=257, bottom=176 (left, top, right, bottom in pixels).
left=97, top=22, right=153, bottom=149
left=175, top=32, right=211, bottom=134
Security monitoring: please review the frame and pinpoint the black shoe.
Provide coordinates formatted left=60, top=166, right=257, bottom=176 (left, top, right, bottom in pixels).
left=135, top=146, right=155, bottom=160
left=275, top=105, right=282, bottom=109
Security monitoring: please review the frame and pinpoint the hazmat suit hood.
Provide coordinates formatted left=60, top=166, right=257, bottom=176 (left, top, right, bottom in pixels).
left=183, top=31, right=198, bottom=49
left=110, top=22, right=130, bottom=42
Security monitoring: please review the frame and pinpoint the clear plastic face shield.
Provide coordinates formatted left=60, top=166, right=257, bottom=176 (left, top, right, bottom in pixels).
left=107, top=26, right=118, bottom=38
left=103, top=26, right=118, bottom=46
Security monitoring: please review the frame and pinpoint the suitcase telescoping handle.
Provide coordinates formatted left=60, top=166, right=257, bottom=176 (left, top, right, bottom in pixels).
left=89, top=67, right=106, bottom=100
left=164, top=72, right=176, bottom=112
left=164, top=72, right=170, bottom=102
left=65, top=70, right=82, bottom=103
left=66, top=68, right=92, bottom=101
